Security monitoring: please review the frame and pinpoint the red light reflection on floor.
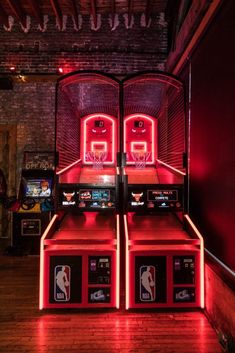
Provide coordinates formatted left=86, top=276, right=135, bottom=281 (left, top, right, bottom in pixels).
left=35, top=311, right=221, bottom=353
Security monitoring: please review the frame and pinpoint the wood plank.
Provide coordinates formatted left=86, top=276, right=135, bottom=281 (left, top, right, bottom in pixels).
left=0, top=125, right=16, bottom=244
left=111, top=0, right=116, bottom=28
left=0, top=256, right=222, bottom=353
left=90, top=0, right=97, bottom=28
left=145, top=0, right=152, bottom=26
left=30, top=0, right=44, bottom=28
left=6, top=124, right=17, bottom=196
left=49, top=0, right=63, bottom=29
left=70, top=0, right=79, bottom=28
left=0, top=3, right=9, bottom=27
left=5, top=0, right=27, bottom=28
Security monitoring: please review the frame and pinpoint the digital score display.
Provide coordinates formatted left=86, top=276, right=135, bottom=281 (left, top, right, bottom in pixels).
left=94, top=120, right=104, bottom=128
left=147, top=190, right=178, bottom=202
left=92, top=189, right=110, bottom=201
left=79, top=189, right=110, bottom=201
left=128, top=187, right=182, bottom=211
left=134, top=120, right=144, bottom=128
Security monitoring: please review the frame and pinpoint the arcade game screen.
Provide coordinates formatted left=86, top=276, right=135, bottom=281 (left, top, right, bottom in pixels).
left=23, top=178, right=52, bottom=198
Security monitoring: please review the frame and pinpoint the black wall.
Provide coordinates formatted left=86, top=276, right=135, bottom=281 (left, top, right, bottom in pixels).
left=182, top=0, right=235, bottom=270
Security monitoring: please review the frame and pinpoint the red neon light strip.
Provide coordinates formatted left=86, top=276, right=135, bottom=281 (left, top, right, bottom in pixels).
left=56, top=159, right=82, bottom=175
left=172, top=0, right=221, bottom=75
left=123, top=214, right=129, bottom=310
left=184, top=214, right=205, bottom=309
left=156, top=159, right=186, bottom=176
left=39, top=214, right=59, bottom=310
left=124, top=76, right=181, bottom=90
left=116, top=214, right=120, bottom=309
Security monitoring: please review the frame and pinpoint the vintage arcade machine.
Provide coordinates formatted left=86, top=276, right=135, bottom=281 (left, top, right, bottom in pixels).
left=12, top=151, right=54, bottom=254
left=39, top=72, right=120, bottom=309
left=123, top=73, right=204, bottom=309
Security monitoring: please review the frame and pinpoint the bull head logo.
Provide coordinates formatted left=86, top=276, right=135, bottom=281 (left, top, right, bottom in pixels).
left=63, top=192, right=75, bottom=201
left=132, top=192, right=143, bottom=202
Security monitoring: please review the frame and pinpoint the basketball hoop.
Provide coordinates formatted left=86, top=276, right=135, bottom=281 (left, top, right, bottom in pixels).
left=86, top=151, right=107, bottom=169
left=131, top=151, right=151, bottom=169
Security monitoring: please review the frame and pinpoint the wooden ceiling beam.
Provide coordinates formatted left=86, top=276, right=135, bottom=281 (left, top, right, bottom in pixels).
left=0, top=3, right=9, bottom=27
left=5, top=0, right=27, bottom=28
left=128, top=0, right=133, bottom=27
left=49, top=0, right=63, bottom=29
left=70, top=0, right=79, bottom=28
left=165, top=0, right=180, bottom=21
left=111, top=0, right=116, bottom=28
left=30, top=0, right=44, bottom=28
left=145, top=0, right=151, bottom=26
left=165, top=0, right=181, bottom=50
left=90, top=0, right=97, bottom=28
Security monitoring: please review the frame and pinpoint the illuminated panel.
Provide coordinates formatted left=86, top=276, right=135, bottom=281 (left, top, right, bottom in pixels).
left=184, top=214, right=205, bottom=309
left=116, top=214, right=120, bottom=309
left=124, top=214, right=130, bottom=310
left=82, top=113, right=117, bottom=165
left=124, top=114, right=156, bottom=165
left=39, top=214, right=58, bottom=310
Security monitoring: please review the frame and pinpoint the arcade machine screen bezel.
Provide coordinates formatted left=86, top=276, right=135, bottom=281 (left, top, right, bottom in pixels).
left=23, top=177, right=53, bottom=199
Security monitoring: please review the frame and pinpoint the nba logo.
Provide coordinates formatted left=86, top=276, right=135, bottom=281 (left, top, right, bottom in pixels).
left=54, top=265, right=71, bottom=302
left=140, top=265, right=156, bottom=302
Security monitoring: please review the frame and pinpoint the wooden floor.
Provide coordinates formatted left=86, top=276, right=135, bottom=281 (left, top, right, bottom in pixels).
left=0, top=256, right=222, bottom=353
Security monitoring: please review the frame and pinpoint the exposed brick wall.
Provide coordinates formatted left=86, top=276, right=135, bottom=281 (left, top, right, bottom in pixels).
left=0, top=14, right=167, bottom=74
left=0, top=82, right=55, bottom=177
left=0, top=13, right=168, bottom=187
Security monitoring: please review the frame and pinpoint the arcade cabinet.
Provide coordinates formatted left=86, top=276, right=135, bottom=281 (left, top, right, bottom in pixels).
left=122, top=73, right=204, bottom=309
left=39, top=72, right=120, bottom=309
left=12, top=151, right=54, bottom=255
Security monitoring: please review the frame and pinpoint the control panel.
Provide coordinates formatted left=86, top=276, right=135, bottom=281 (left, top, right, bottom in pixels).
left=58, top=187, right=116, bottom=210
left=128, top=185, right=183, bottom=211
left=173, top=256, right=196, bottom=303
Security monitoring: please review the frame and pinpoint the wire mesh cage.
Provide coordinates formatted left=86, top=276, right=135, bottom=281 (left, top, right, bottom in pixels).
left=56, top=71, right=185, bottom=172
left=123, top=73, right=185, bottom=172
left=56, top=72, right=120, bottom=172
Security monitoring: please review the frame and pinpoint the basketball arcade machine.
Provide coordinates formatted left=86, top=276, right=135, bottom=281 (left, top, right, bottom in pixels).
left=39, top=72, right=120, bottom=309
left=122, top=73, right=204, bottom=309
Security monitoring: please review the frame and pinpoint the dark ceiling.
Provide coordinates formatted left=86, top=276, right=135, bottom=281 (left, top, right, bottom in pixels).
left=0, top=0, right=182, bottom=30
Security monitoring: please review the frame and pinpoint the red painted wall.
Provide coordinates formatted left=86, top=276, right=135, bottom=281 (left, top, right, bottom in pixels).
left=188, top=0, right=235, bottom=270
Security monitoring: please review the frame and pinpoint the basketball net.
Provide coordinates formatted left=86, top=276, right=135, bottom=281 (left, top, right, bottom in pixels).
left=86, top=151, right=107, bottom=169
left=131, top=151, right=150, bottom=169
